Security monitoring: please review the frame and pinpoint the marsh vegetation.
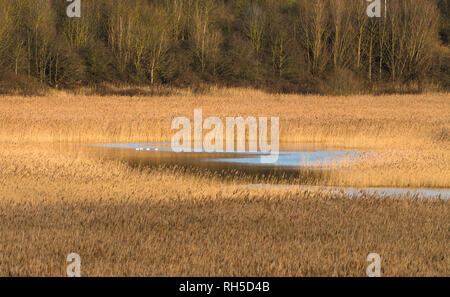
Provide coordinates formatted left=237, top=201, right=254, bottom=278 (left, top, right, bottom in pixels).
left=0, top=90, right=448, bottom=276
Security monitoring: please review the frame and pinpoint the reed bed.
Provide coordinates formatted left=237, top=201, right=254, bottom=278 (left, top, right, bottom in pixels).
left=0, top=89, right=448, bottom=188
left=0, top=144, right=448, bottom=276
left=0, top=89, right=449, bottom=276
left=0, top=89, right=448, bottom=148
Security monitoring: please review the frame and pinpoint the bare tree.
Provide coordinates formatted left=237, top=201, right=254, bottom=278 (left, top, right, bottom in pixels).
left=108, top=1, right=133, bottom=77
left=367, top=18, right=377, bottom=81
left=378, top=1, right=388, bottom=80
left=330, top=0, right=355, bottom=72
left=167, top=0, right=187, bottom=41
left=130, top=2, right=170, bottom=84
left=191, top=0, right=222, bottom=75
left=351, top=0, right=368, bottom=70
left=0, top=0, right=445, bottom=92
left=268, top=3, right=291, bottom=78
left=245, top=4, right=266, bottom=57
left=386, top=0, right=439, bottom=83
left=298, top=0, right=330, bottom=75
left=0, top=1, right=13, bottom=70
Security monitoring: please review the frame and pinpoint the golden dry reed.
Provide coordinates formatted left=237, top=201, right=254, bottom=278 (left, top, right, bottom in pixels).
left=0, top=89, right=449, bottom=276
left=0, top=88, right=449, bottom=187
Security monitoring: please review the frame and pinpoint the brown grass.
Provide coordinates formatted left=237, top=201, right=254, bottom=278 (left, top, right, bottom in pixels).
left=0, top=88, right=448, bottom=188
left=0, top=88, right=448, bottom=147
left=0, top=144, right=448, bottom=276
left=0, top=89, right=449, bottom=276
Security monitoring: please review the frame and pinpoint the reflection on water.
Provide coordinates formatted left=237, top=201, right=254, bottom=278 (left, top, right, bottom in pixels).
left=209, top=151, right=360, bottom=167
left=54, top=142, right=449, bottom=199
left=93, top=142, right=364, bottom=168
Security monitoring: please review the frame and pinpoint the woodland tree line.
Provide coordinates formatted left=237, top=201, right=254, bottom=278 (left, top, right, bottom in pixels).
left=0, top=0, right=448, bottom=94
